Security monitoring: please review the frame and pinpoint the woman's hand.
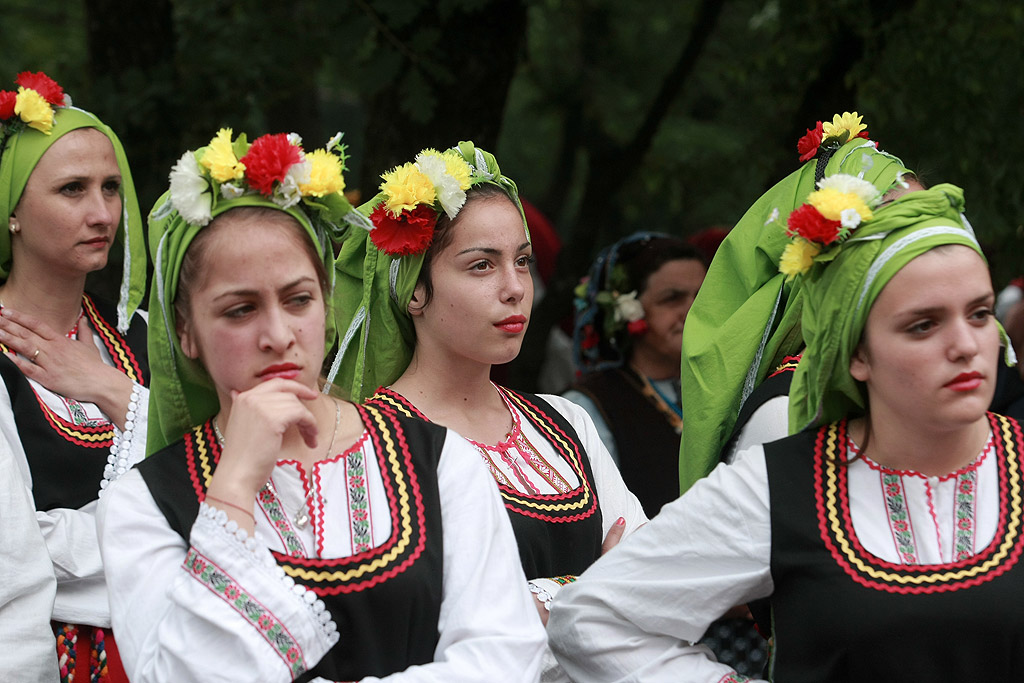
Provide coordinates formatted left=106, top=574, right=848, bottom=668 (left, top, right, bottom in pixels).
left=601, top=516, right=627, bottom=555
left=0, top=307, right=135, bottom=428
left=205, top=379, right=322, bottom=530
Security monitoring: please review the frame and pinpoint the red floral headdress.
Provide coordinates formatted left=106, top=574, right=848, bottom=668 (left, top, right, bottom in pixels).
left=0, top=71, right=69, bottom=137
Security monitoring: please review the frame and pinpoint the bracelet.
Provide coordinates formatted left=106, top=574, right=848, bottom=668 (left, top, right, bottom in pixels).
left=205, top=494, right=255, bottom=521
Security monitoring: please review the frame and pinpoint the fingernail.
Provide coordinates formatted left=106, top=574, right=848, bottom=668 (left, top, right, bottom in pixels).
left=616, top=517, right=625, bottom=526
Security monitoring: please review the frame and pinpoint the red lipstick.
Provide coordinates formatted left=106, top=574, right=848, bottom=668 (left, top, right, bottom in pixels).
left=945, top=371, right=983, bottom=392
left=495, top=315, right=527, bottom=334
left=258, top=363, right=301, bottom=381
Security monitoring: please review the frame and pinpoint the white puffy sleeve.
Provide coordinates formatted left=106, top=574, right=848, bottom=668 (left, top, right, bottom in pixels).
left=548, top=448, right=773, bottom=683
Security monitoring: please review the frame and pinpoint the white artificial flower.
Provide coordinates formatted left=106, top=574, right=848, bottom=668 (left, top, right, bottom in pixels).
left=765, top=207, right=780, bottom=225
left=818, top=173, right=881, bottom=206
left=840, top=207, right=863, bottom=230
left=614, top=291, right=645, bottom=323
left=287, top=132, right=303, bottom=147
left=168, top=151, right=212, bottom=226
left=220, top=183, right=245, bottom=199
left=415, top=153, right=466, bottom=219
left=273, top=160, right=310, bottom=209
left=326, top=132, right=344, bottom=150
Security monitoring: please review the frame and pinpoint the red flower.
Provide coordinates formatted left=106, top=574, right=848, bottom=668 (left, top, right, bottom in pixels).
left=627, top=319, right=649, bottom=336
left=240, top=133, right=302, bottom=196
left=258, top=615, right=274, bottom=631
left=856, top=129, right=871, bottom=141
left=224, top=585, right=240, bottom=600
left=957, top=518, right=972, bottom=530
left=580, top=325, right=599, bottom=350
left=786, top=203, right=841, bottom=244
left=286, top=647, right=300, bottom=663
left=15, top=71, right=64, bottom=106
left=0, top=91, right=15, bottom=119
left=369, top=203, right=436, bottom=256
left=797, top=121, right=823, bottom=162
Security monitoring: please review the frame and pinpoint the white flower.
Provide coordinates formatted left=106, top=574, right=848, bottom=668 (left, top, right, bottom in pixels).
left=287, top=132, right=303, bottom=147
left=168, top=151, right=212, bottom=226
left=840, top=207, right=863, bottom=230
left=273, top=160, right=310, bottom=209
left=415, top=153, right=466, bottom=219
left=220, top=183, right=245, bottom=199
left=817, top=173, right=881, bottom=207
left=326, top=132, right=344, bottom=150
left=765, top=207, right=780, bottom=226
left=613, top=291, right=645, bottom=323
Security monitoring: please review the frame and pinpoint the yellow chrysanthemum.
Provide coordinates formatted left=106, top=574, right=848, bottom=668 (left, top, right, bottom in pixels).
left=440, top=150, right=472, bottom=190
left=14, top=87, right=54, bottom=134
left=779, top=239, right=820, bottom=280
left=807, top=187, right=873, bottom=222
left=201, top=128, right=246, bottom=183
left=380, top=162, right=436, bottom=215
left=822, top=111, right=866, bottom=142
left=300, top=149, right=346, bottom=197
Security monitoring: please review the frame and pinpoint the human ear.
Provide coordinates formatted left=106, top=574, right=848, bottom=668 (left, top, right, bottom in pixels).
left=849, top=343, right=870, bottom=383
left=408, top=283, right=426, bottom=317
left=178, top=318, right=200, bottom=360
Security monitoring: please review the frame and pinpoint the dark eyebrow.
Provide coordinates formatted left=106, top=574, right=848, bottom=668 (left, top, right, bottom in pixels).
left=455, top=241, right=532, bottom=257
left=902, top=292, right=994, bottom=318
left=212, top=276, right=317, bottom=302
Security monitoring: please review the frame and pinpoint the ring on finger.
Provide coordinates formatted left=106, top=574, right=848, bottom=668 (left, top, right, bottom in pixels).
left=31, top=348, right=40, bottom=363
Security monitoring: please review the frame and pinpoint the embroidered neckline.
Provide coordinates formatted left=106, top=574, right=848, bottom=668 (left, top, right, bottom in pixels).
left=813, top=414, right=1023, bottom=593
left=630, top=367, right=683, bottom=433
left=849, top=433, right=994, bottom=481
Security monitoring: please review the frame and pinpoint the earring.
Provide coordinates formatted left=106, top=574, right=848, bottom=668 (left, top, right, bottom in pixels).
left=8, top=218, right=19, bottom=235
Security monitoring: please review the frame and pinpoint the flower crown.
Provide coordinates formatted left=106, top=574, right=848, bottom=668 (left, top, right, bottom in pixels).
left=159, top=128, right=367, bottom=233
left=0, top=71, right=70, bottom=137
left=368, top=147, right=486, bottom=256
left=574, top=264, right=648, bottom=353
left=778, top=112, right=883, bottom=280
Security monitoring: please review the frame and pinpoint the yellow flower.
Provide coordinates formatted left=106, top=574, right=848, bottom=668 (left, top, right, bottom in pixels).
left=380, top=162, right=436, bottom=215
left=300, top=149, right=346, bottom=197
left=779, top=238, right=820, bottom=280
left=807, top=187, right=873, bottom=222
left=822, top=111, right=866, bottom=142
left=14, top=87, right=54, bottom=134
left=201, top=128, right=246, bottom=183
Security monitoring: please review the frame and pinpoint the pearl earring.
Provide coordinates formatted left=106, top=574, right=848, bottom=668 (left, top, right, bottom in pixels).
left=7, top=219, right=18, bottom=235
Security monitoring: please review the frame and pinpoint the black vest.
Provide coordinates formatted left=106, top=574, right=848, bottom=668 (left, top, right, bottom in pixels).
left=0, top=294, right=148, bottom=510
left=572, top=366, right=681, bottom=516
left=764, top=413, right=1024, bottom=681
left=369, top=387, right=604, bottom=578
left=137, top=404, right=445, bottom=681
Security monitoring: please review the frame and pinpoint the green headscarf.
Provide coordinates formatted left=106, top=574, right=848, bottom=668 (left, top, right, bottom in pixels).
left=679, top=121, right=913, bottom=492
left=330, top=141, right=527, bottom=403
left=0, top=79, right=147, bottom=332
left=146, top=129, right=364, bottom=454
left=788, top=183, right=998, bottom=431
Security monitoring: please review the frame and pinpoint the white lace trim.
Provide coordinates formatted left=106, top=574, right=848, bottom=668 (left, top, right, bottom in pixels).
left=99, top=382, right=143, bottom=496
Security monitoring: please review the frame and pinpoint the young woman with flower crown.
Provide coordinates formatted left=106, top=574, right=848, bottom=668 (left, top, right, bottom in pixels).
left=547, top=116, right=1024, bottom=681
left=96, top=130, right=546, bottom=682
left=332, top=142, right=646, bottom=682
left=0, top=71, right=150, bottom=682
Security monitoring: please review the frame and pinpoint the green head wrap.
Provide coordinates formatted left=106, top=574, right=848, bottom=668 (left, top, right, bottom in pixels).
left=0, top=72, right=146, bottom=331
left=679, top=114, right=913, bottom=492
left=146, top=129, right=365, bottom=454
left=788, top=183, right=998, bottom=431
left=330, top=141, right=527, bottom=402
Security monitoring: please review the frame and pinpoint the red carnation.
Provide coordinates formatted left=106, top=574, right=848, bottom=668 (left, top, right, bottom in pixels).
left=797, top=121, right=823, bottom=162
left=856, top=129, right=871, bottom=141
left=786, top=203, right=841, bottom=244
left=627, top=319, right=649, bottom=336
left=0, top=91, right=16, bottom=119
left=15, top=71, right=64, bottom=106
left=580, top=325, right=599, bottom=350
left=240, top=133, right=302, bottom=196
left=369, top=203, right=436, bottom=256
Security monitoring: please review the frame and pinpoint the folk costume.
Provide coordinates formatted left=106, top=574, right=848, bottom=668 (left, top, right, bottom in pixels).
left=0, top=72, right=148, bottom=683
left=548, top=114, right=1023, bottom=681
left=333, top=143, right=645, bottom=682
left=97, top=131, right=545, bottom=682
left=566, top=232, right=690, bottom=517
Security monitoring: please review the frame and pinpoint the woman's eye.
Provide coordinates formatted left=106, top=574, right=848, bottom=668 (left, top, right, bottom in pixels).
left=471, top=261, right=491, bottom=271
left=970, top=308, right=993, bottom=323
left=224, top=305, right=254, bottom=319
left=516, top=255, right=534, bottom=268
left=103, top=180, right=122, bottom=195
left=60, top=182, right=84, bottom=195
left=907, top=320, right=935, bottom=334
left=288, top=294, right=314, bottom=307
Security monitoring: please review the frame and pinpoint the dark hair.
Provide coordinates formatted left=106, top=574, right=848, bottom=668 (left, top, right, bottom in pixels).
left=411, top=183, right=519, bottom=311
left=174, top=206, right=329, bottom=329
left=618, top=236, right=706, bottom=295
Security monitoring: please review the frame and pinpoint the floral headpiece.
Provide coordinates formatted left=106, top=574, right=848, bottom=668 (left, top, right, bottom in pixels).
left=157, top=128, right=369, bottom=233
left=574, top=268, right=648, bottom=353
left=777, top=112, right=884, bottom=280
left=367, top=148, right=478, bottom=256
left=0, top=71, right=70, bottom=138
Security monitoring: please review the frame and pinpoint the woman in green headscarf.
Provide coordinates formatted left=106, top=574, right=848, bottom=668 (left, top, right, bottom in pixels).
left=96, top=129, right=545, bottom=681
left=333, top=142, right=645, bottom=681
left=0, top=71, right=148, bottom=682
left=547, top=116, right=1024, bottom=681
